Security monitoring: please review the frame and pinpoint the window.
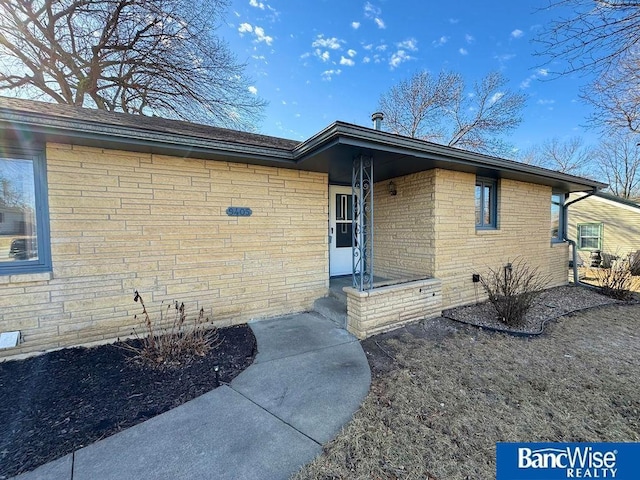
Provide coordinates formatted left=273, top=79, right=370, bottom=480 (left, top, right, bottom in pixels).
left=577, top=223, right=603, bottom=250
left=551, top=193, right=565, bottom=242
left=0, top=148, right=51, bottom=274
left=475, top=178, right=497, bottom=229
left=335, top=193, right=353, bottom=248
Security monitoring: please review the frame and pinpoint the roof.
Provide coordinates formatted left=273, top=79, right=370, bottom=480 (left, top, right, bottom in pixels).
left=0, top=96, right=606, bottom=193
left=571, top=191, right=640, bottom=211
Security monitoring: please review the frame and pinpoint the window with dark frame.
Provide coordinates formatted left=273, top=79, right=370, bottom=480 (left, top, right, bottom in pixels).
left=0, top=148, right=51, bottom=274
left=551, top=193, right=564, bottom=242
left=475, top=178, right=497, bottom=229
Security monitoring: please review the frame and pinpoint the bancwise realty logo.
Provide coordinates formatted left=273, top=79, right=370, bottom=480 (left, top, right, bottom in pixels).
left=496, top=443, right=640, bottom=479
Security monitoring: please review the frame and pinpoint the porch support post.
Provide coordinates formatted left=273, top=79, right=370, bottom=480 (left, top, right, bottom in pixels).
left=352, top=154, right=374, bottom=291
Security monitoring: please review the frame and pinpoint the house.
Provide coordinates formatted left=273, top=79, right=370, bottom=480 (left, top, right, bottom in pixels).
left=0, top=97, right=606, bottom=358
left=567, top=191, right=640, bottom=267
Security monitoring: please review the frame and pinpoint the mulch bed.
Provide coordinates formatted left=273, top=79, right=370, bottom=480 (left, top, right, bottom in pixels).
left=441, top=284, right=624, bottom=334
left=0, top=324, right=256, bottom=479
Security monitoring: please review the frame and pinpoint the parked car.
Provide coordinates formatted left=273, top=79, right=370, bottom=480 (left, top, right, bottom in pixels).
left=9, top=237, right=37, bottom=260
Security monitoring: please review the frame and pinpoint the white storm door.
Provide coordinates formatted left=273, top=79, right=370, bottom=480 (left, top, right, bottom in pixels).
left=329, top=185, right=357, bottom=276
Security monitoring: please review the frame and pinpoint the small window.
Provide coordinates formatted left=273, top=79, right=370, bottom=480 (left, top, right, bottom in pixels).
left=551, top=193, right=564, bottom=242
left=577, top=223, right=603, bottom=250
left=0, top=148, right=51, bottom=274
left=475, top=178, right=497, bottom=229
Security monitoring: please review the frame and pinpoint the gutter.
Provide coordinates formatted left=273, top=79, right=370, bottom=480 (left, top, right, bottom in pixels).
left=563, top=189, right=598, bottom=285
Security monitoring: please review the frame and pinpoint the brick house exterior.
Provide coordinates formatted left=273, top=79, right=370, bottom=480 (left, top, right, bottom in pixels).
left=0, top=98, right=605, bottom=358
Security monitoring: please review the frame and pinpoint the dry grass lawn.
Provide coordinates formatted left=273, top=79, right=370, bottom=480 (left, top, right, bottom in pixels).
left=294, top=304, right=640, bottom=480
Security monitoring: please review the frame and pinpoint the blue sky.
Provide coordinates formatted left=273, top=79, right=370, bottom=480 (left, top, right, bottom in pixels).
left=220, top=0, right=597, bottom=156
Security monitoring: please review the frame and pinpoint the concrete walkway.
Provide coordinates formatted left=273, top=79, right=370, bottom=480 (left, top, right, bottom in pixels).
left=13, top=313, right=371, bottom=480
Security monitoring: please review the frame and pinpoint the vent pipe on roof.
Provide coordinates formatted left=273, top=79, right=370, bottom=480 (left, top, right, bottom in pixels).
left=371, top=112, right=384, bottom=130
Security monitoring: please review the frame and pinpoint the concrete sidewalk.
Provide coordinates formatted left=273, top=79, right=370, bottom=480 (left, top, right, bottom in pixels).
left=13, top=313, right=371, bottom=480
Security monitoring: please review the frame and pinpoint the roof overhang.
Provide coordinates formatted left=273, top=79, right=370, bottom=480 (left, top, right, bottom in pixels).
left=293, top=122, right=607, bottom=193
left=0, top=101, right=606, bottom=194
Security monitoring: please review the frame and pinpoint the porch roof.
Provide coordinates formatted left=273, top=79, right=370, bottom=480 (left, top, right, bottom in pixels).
left=0, top=97, right=606, bottom=193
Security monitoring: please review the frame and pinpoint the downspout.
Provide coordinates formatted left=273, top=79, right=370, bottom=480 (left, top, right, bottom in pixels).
left=562, top=189, right=599, bottom=285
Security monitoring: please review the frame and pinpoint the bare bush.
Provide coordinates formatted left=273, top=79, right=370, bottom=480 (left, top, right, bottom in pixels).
left=479, top=258, right=550, bottom=327
left=629, top=251, right=640, bottom=277
left=595, top=256, right=633, bottom=300
left=126, top=291, right=221, bottom=368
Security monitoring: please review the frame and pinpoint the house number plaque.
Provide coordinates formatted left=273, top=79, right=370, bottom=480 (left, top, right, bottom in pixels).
left=226, top=207, right=252, bottom=217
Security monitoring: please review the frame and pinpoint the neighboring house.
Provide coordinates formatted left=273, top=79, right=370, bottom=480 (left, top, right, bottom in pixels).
left=0, top=206, right=29, bottom=236
left=0, top=98, right=605, bottom=358
left=568, top=192, right=640, bottom=267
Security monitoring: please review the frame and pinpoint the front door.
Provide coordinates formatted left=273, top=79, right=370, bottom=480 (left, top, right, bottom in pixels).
left=329, top=185, right=357, bottom=276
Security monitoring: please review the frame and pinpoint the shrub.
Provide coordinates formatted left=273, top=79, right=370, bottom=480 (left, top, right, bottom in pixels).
left=479, top=258, right=550, bottom=327
left=594, top=255, right=633, bottom=300
left=126, top=291, right=221, bottom=368
left=628, top=250, right=640, bottom=276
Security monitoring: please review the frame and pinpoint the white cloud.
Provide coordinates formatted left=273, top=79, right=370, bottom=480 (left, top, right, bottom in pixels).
left=537, top=68, right=549, bottom=77
left=397, top=38, right=418, bottom=51
left=490, top=92, right=505, bottom=104
left=253, top=26, right=273, bottom=45
left=433, top=36, right=448, bottom=47
left=239, top=23, right=273, bottom=45
left=300, top=52, right=310, bottom=59
left=347, top=49, right=357, bottom=57
left=351, top=21, right=360, bottom=29
left=537, top=99, right=555, bottom=105
left=321, top=69, right=341, bottom=81
left=495, top=53, right=516, bottom=62
left=520, top=77, right=532, bottom=89
left=459, top=48, right=468, bottom=55
left=363, top=43, right=373, bottom=50
left=364, top=2, right=380, bottom=17
left=363, top=56, right=371, bottom=63
left=314, top=49, right=330, bottom=62
left=389, top=50, right=414, bottom=69
left=449, top=18, right=459, bottom=24
left=340, top=56, right=355, bottom=66
left=376, top=44, right=388, bottom=51
left=511, top=29, right=524, bottom=39
left=249, top=0, right=265, bottom=9
left=312, top=34, right=342, bottom=50
left=248, top=86, right=258, bottom=95
left=465, top=34, right=475, bottom=43
left=365, top=2, right=386, bottom=29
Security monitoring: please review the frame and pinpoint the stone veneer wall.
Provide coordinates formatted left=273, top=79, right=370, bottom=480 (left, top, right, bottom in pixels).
left=0, top=143, right=328, bottom=358
left=345, top=278, right=442, bottom=339
left=372, top=168, right=569, bottom=312
left=372, top=170, right=436, bottom=280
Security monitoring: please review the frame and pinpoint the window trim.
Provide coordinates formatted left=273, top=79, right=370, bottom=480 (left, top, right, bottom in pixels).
left=475, top=177, right=498, bottom=230
left=577, top=222, right=603, bottom=251
left=0, top=147, right=52, bottom=276
left=551, top=192, right=565, bottom=243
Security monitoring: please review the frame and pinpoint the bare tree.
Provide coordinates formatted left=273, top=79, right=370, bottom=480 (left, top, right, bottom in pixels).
left=378, top=70, right=461, bottom=140
left=0, top=0, right=265, bottom=130
left=447, top=72, right=526, bottom=154
left=377, top=70, right=526, bottom=155
left=538, top=1, right=640, bottom=135
left=540, top=136, right=595, bottom=175
left=585, top=57, right=640, bottom=134
left=594, top=134, right=640, bottom=198
left=537, top=0, right=640, bottom=76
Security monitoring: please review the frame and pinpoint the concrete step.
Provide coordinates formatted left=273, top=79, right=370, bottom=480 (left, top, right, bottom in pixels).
left=328, top=286, right=347, bottom=306
left=313, top=296, right=347, bottom=329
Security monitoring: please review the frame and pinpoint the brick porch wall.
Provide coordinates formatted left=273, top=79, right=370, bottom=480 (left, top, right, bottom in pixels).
left=0, top=143, right=328, bottom=358
left=372, top=168, right=569, bottom=311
